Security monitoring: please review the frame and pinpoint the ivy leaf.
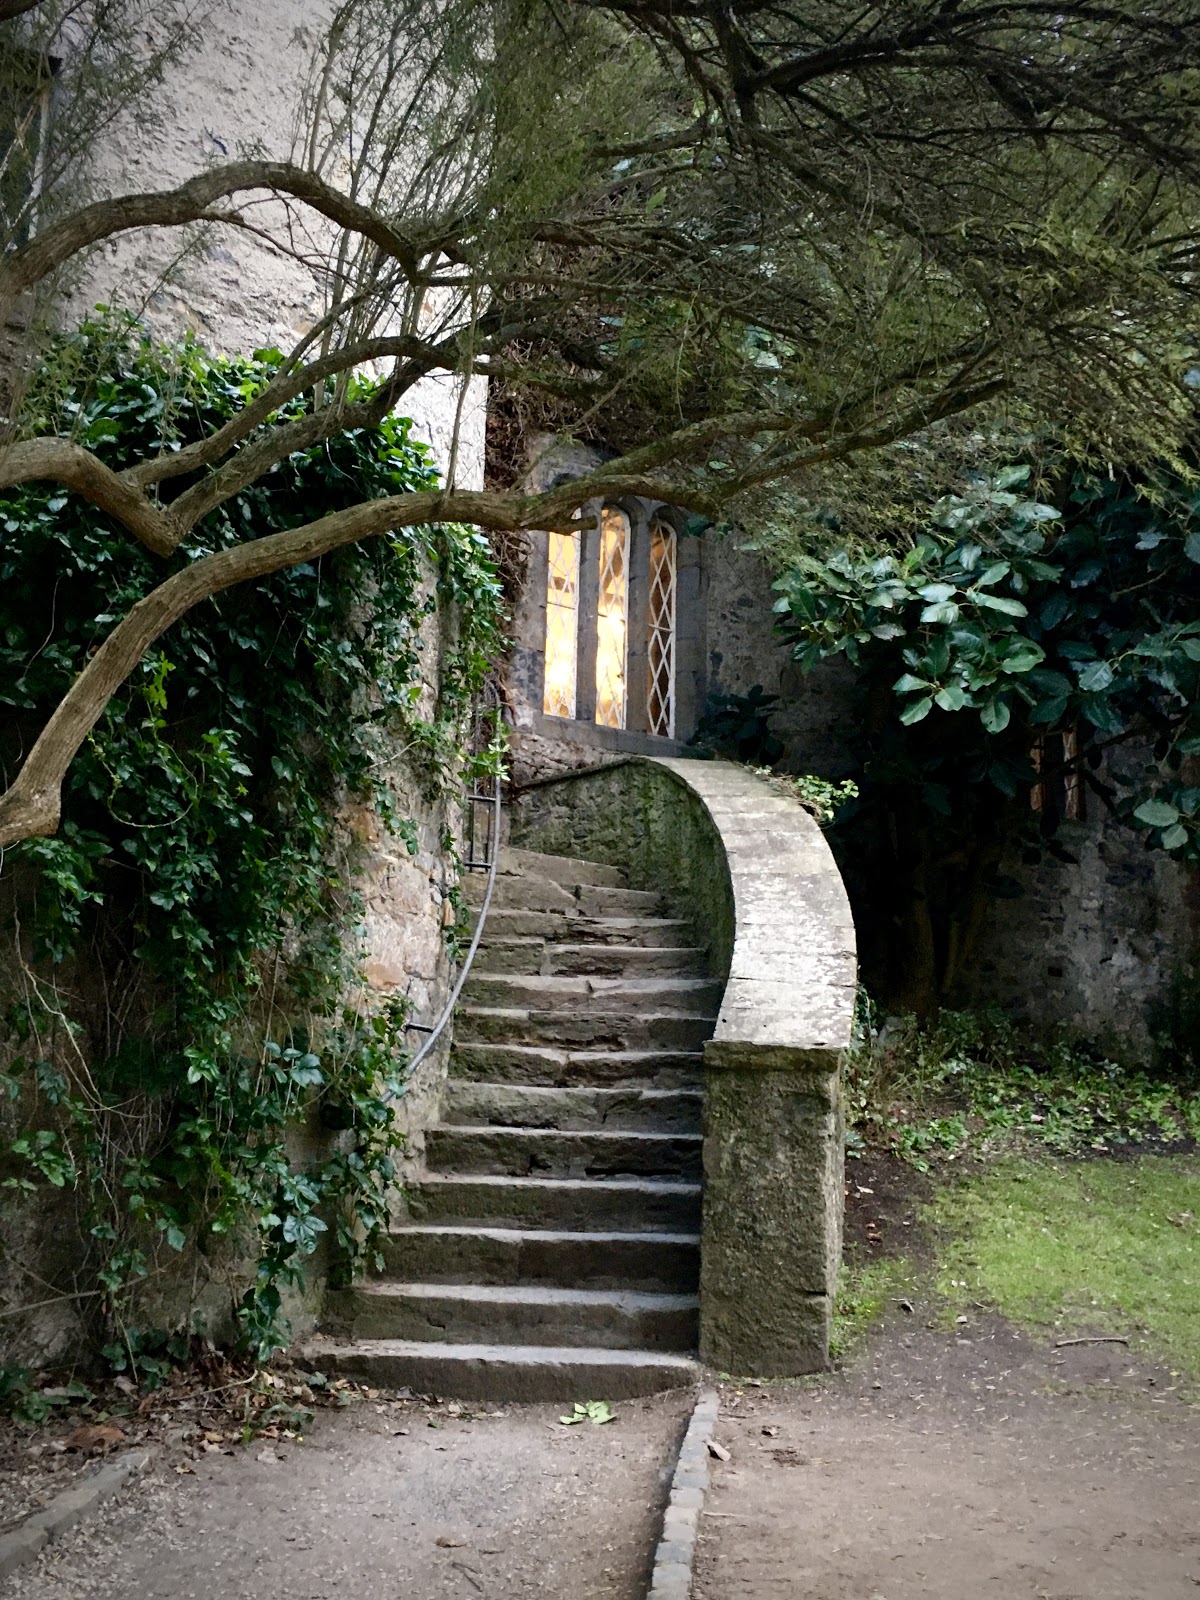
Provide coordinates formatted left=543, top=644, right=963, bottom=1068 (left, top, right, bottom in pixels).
left=1133, top=799, right=1181, bottom=827
left=980, top=698, right=1011, bottom=733
left=974, top=562, right=1011, bottom=587
left=973, top=593, right=1028, bottom=617
left=899, top=696, right=934, bottom=725
left=1160, top=823, right=1189, bottom=849
left=1029, top=695, right=1069, bottom=726
left=934, top=684, right=968, bottom=712
left=1184, top=531, right=1200, bottom=564
left=1076, top=659, right=1114, bottom=693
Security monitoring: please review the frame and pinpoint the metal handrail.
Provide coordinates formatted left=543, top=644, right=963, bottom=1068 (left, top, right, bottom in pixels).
left=405, top=684, right=506, bottom=1076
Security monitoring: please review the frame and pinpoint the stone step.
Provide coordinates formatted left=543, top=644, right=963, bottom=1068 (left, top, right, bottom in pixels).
left=473, top=940, right=709, bottom=978
left=301, top=1337, right=701, bottom=1402
left=460, top=974, right=724, bottom=1016
left=462, top=873, right=579, bottom=913
left=407, top=1174, right=703, bottom=1232
left=449, top=1044, right=704, bottom=1088
left=472, top=909, right=696, bottom=947
left=426, top=1124, right=703, bottom=1178
left=326, top=1282, right=699, bottom=1351
left=576, top=885, right=669, bottom=917
left=499, top=846, right=629, bottom=889
left=380, top=1225, right=700, bottom=1291
left=454, top=1008, right=717, bottom=1053
left=443, top=1082, right=703, bottom=1133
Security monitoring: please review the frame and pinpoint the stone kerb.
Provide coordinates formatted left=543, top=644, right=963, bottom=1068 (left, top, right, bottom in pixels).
left=509, top=756, right=857, bottom=1376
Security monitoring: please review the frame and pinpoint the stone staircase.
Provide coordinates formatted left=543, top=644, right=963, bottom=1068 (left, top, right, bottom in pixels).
left=311, top=846, right=720, bottom=1399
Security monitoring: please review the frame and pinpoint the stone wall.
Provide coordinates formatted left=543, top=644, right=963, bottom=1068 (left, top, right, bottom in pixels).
left=512, top=756, right=857, bottom=1375
left=0, top=6, right=485, bottom=1364
left=30, top=2, right=487, bottom=483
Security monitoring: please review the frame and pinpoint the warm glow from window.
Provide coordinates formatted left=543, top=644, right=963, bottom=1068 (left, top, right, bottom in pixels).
left=647, top=520, right=677, bottom=737
left=595, top=507, right=629, bottom=729
left=543, top=527, right=579, bottom=718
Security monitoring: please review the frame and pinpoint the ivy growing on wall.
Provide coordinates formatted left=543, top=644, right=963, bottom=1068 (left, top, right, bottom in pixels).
left=0, top=315, right=503, bottom=1373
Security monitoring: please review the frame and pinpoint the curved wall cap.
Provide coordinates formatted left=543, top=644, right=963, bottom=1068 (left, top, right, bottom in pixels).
left=649, top=758, right=857, bottom=1058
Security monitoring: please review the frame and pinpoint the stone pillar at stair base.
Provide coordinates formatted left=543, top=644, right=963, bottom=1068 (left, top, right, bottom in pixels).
left=700, top=1041, right=843, bottom=1377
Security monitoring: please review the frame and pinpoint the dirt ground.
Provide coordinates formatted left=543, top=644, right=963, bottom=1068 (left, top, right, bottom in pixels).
left=695, top=1153, right=1200, bottom=1600
left=2, top=1388, right=692, bottom=1600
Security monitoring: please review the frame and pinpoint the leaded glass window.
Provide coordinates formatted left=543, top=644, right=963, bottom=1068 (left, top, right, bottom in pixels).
left=647, top=519, right=677, bottom=737
left=542, top=527, right=579, bottom=718
left=595, top=507, right=630, bottom=729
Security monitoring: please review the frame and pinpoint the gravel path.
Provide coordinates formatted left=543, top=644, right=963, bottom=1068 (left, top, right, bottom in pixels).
left=3, top=1389, right=693, bottom=1599
left=694, top=1310, right=1200, bottom=1599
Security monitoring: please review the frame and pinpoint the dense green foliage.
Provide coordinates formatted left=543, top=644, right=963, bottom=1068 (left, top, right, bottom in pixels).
left=0, top=317, right=503, bottom=1373
left=846, top=1006, right=1200, bottom=1171
left=771, top=463, right=1200, bottom=1008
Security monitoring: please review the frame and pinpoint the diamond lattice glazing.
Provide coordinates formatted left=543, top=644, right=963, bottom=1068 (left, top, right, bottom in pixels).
left=595, top=507, right=629, bottom=729
left=647, top=520, right=677, bottom=737
left=542, top=527, right=579, bottom=718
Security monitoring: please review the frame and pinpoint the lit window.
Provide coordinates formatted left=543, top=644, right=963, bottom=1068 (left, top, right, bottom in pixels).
left=647, top=519, right=677, bottom=737
left=1031, top=727, right=1085, bottom=821
left=543, top=526, right=579, bottom=719
left=595, top=507, right=629, bottom=729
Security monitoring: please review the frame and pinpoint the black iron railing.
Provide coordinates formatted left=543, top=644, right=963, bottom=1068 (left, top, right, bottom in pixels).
left=405, top=682, right=507, bottom=1074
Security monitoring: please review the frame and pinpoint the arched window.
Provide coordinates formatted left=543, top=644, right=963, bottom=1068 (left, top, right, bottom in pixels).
left=542, top=525, right=580, bottom=720
left=594, top=507, right=630, bottom=729
left=647, top=518, right=677, bottom=737
left=540, top=501, right=685, bottom=739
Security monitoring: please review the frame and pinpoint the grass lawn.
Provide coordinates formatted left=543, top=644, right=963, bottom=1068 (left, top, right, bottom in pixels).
left=930, top=1154, right=1199, bottom=1383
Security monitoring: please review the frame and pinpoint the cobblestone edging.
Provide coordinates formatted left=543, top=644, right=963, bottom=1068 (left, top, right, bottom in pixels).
left=648, top=1387, right=720, bottom=1599
left=0, top=1450, right=153, bottom=1584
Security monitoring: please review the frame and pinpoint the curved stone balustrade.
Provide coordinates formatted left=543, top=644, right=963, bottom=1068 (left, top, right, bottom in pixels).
left=511, top=756, right=857, bottom=1375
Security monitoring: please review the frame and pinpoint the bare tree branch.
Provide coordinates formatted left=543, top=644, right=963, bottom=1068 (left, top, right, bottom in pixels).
left=0, top=160, right=426, bottom=318
left=0, top=440, right=178, bottom=556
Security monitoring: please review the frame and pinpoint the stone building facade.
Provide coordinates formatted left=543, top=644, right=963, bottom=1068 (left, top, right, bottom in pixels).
left=502, top=437, right=1197, bottom=1046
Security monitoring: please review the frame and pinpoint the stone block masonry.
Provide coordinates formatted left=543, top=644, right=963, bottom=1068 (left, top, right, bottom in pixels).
left=512, top=757, right=857, bottom=1376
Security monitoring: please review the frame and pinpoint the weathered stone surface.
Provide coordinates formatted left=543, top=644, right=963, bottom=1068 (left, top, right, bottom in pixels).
left=448, top=1043, right=704, bottom=1088
left=460, top=972, right=724, bottom=1016
left=425, top=1124, right=704, bottom=1178
left=443, top=1082, right=704, bottom=1133
left=407, top=1174, right=702, bottom=1232
left=302, top=1337, right=700, bottom=1401
left=513, top=758, right=856, bottom=1377
left=325, top=1281, right=699, bottom=1349
left=381, top=1224, right=701, bottom=1291
left=455, top=1007, right=717, bottom=1052
left=700, top=1055, right=842, bottom=1375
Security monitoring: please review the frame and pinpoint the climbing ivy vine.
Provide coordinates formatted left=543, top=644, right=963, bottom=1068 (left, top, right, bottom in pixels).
left=0, top=314, right=503, bottom=1374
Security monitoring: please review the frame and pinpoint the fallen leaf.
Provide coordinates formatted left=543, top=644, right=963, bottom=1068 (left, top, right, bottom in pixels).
left=706, top=1439, right=731, bottom=1462
left=63, top=1423, right=126, bottom=1453
left=436, top=1536, right=465, bottom=1548
left=761, top=1425, right=780, bottom=1438
left=256, top=1447, right=279, bottom=1464
left=173, top=1462, right=195, bottom=1475
left=113, top=1376, right=136, bottom=1396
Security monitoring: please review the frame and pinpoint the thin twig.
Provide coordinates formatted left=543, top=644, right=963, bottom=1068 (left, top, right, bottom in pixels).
left=1054, top=1335, right=1129, bottom=1348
